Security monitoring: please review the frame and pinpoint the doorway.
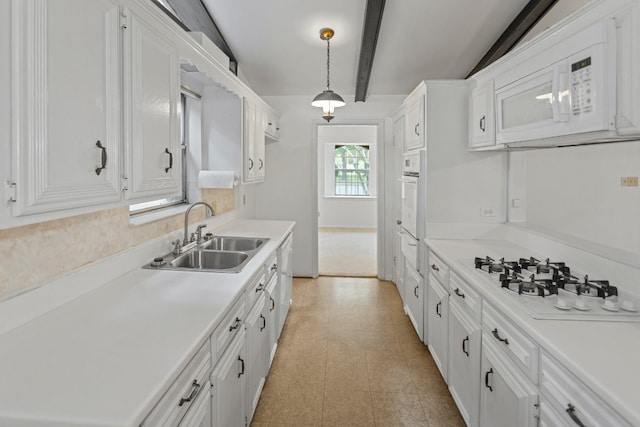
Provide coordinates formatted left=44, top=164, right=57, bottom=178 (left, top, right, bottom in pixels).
left=317, top=124, right=378, bottom=277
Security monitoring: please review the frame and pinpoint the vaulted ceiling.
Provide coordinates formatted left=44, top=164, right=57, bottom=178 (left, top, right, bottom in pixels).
left=195, top=0, right=537, bottom=99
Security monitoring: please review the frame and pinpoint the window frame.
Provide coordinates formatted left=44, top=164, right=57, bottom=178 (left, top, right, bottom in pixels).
left=324, top=142, right=377, bottom=199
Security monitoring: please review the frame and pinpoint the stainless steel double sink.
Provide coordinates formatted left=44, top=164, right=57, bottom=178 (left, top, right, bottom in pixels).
left=143, top=236, right=268, bottom=273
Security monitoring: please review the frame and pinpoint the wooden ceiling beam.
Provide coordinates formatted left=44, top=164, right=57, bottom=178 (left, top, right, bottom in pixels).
left=153, top=0, right=238, bottom=74
left=355, top=0, right=386, bottom=102
left=466, top=0, right=558, bottom=78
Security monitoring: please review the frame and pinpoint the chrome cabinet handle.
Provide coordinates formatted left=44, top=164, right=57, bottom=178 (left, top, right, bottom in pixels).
left=238, top=356, right=245, bottom=378
left=479, top=115, right=486, bottom=132
left=484, top=368, right=493, bottom=392
left=249, top=158, right=254, bottom=170
left=414, top=285, right=419, bottom=298
left=414, top=123, right=420, bottom=136
left=95, top=141, right=107, bottom=175
left=178, top=380, right=201, bottom=406
left=454, top=288, right=465, bottom=299
left=164, top=148, right=173, bottom=173
left=271, top=263, right=277, bottom=271
left=260, top=314, right=266, bottom=331
left=270, top=296, right=275, bottom=311
left=492, top=328, right=509, bottom=345
left=566, top=403, right=586, bottom=427
left=229, top=317, right=241, bottom=332
left=259, top=159, right=264, bottom=170
left=431, top=264, right=440, bottom=272
left=462, top=336, right=469, bottom=357
left=255, top=283, right=264, bottom=292
left=436, top=301, right=442, bottom=317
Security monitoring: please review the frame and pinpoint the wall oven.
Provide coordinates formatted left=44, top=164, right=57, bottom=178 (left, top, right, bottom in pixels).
left=399, top=151, right=424, bottom=273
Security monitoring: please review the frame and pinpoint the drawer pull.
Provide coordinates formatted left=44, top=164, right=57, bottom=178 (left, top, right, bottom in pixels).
left=492, top=328, right=509, bottom=345
left=484, top=368, right=493, bottom=392
left=255, top=283, right=264, bottom=292
left=238, top=356, right=245, bottom=378
left=270, top=296, right=275, bottom=311
left=462, top=336, right=469, bottom=356
left=430, top=263, right=440, bottom=272
left=164, top=148, right=173, bottom=173
left=414, top=285, right=419, bottom=298
left=271, top=263, right=278, bottom=271
left=454, top=288, right=465, bottom=299
left=95, top=141, right=107, bottom=175
left=260, top=314, right=266, bottom=331
left=229, top=317, right=241, bottom=332
left=436, top=301, right=442, bottom=317
left=178, top=380, right=201, bottom=406
left=566, top=403, right=586, bottom=427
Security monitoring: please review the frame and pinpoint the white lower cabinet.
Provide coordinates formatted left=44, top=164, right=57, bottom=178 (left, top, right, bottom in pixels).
left=245, top=294, right=267, bottom=422
left=211, top=328, right=247, bottom=427
left=395, top=231, right=405, bottom=300
left=448, top=301, right=481, bottom=427
left=277, top=234, right=293, bottom=337
left=540, top=351, right=632, bottom=427
left=427, top=273, right=449, bottom=380
left=479, top=336, right=538, bottom=427
left=264, top=267, right=279, bottom=371
left=179, top=381, right=212, bottom=427
left=404, top=261, right=424, bottom=341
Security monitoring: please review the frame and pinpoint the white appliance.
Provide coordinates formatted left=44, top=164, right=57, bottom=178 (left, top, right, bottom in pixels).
left=399, top=151, right=425, bottom=274
left=495, top=19, right=616, bottom=146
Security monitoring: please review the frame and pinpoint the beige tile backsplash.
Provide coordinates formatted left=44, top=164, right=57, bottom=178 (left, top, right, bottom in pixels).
left=0, top=189, right=235, bottom=299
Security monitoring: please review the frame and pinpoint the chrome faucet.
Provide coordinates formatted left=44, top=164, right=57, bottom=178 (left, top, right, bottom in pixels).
left=183, top=202, right=215, bottom=245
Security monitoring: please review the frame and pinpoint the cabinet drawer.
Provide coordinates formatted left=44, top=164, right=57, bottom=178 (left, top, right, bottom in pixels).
left=265, top=252, right=278, bottom=282
left=427, top=251, right=449, bottom=284
left=245, top=269, right=266, bottom=310
left=540, top=352, right=631, bottom=427
left=482, top=302, right=538, bottom=383
left=142, top=341, right=211, bottom=427
left=449, top=271, right=481, bottom=320
left=212, top=297, right=245, bottom=360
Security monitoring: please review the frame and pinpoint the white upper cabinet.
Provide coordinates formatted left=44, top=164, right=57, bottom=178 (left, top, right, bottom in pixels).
left=123, top=4, right=181, bottom=200
left=243, top=98, right=270, bottom=183
left=403, top=86, right=425, bottom=151
left=10, top=0, right=122, bottom=216
left=469, top=80, right=496, bottom=149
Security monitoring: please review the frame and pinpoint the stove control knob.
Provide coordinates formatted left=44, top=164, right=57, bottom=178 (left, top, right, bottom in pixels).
left=601, top=299, right=620, bottom=312
left=621, top=301, right=638, bottom=312
left=555, top=298, right=571, bottom=310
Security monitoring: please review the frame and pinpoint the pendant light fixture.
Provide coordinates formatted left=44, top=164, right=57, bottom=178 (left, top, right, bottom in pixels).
left=311, top=28, right=345, bottom=122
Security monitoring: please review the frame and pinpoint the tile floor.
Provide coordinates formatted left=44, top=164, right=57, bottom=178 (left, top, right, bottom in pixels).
left=250, top=276, right=465, bottom=427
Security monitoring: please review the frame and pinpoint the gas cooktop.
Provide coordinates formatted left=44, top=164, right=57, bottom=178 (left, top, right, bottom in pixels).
left=459, top=256, right=640, bottom=322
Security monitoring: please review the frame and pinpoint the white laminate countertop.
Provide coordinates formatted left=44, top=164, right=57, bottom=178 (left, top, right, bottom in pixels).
left=425, top=238, right=640, bottom=427
left=0, top=219, right=294, bottom=427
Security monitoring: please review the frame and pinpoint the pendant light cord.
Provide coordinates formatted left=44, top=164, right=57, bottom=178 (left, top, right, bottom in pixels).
left=326, top=38, right=331, bottom=90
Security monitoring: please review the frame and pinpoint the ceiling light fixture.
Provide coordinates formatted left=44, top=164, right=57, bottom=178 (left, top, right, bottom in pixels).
left=311, top=28, right=345, bottom=122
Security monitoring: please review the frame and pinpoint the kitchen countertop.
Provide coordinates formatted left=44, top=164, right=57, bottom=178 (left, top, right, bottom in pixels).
left=0, top=219, right=294, bottom=427
left=425, top=237, right=640, bottom=426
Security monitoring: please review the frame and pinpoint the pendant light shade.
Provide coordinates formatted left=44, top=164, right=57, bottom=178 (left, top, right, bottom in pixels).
left=311, top=28, right=345, bottom=122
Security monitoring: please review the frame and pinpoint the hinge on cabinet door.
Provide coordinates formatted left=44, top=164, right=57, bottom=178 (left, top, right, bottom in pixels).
left=244, top=416, right=248, bottom=427
left=120, top=13, right=128, bottom=30
left=4, top=181, right=16, bottom=205
left=210, top=383, right=214, bottom=397
left=121, top=176, right=128, bottom=193
left=533, top=402, right=540, bottom=424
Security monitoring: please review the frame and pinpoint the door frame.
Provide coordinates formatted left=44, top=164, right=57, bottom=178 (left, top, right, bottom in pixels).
left=311, top=119, right=389, bottom=279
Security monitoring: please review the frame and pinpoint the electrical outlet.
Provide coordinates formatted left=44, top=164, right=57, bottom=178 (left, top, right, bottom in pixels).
left=621, top=176, right=639, bottom=187
left=480, top=207, right=496, bottom=217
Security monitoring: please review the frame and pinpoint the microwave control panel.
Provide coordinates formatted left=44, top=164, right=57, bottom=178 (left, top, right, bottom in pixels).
left=571, top=56, right=593, bottom=116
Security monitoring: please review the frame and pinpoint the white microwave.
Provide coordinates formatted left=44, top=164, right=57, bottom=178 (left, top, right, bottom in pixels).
left=495, top=20, right=616, bottom=146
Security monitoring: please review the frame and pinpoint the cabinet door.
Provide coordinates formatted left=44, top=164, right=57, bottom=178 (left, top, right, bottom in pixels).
left=448, top=302, right=481, bottom=427
left=469, top=81, right=495, bottom=148
left=11, top=0, right=122, bottom=216
left=395, top=231, right=405, bottom=301
left=404, top=262, right=424, bottom=341
left=211, top=329, right=247, bottom=427
left=479, top=338, right=538, bottom=427
left=245, top=296, right=266, bottom=423
left=243, top=99, right=257, bottom=182
left=264, top=274, right=279, bottom=371
left=277, top=236, right=293, bottom=336
left=427, top=277, right=448, bottom=380
left=404, top=92, right=424, bottom=151
left=123, top=7, right=181, bottom=200
left=255, top=108, right=267, bottom=180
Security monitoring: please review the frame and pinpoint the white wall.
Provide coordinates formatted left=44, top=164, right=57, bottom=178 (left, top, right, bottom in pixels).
left=317, top=125, right=377, bottom=229
left=256, top=95, right=404, bottom=277
left=518, top=0, right=591, bottom=45
left=509, top=141, right=640, bottom=267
